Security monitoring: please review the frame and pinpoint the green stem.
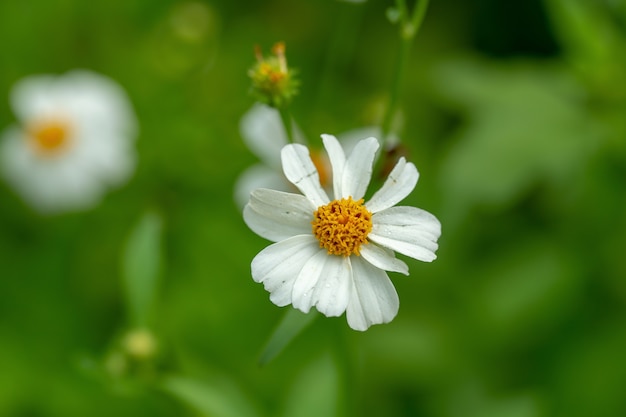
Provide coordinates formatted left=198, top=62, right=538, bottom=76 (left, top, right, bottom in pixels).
left=395, top=0, right=408, bottom=23
left=381, top=0, right=431, bottom=142
left=410, top=0, right=430, bottom=36
left=314, top=1, right=365, bottom=112
left=278, top=107, right=294, bottom=143
left=380, top=35, right=411, bottom=141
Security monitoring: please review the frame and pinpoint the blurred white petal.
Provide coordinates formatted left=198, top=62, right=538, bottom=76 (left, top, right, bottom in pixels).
left=234, top=164, right=291, bottom=209
left=240, top=103, right=306, bottom=169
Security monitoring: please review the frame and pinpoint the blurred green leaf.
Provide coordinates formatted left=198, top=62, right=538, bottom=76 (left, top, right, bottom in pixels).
left=161, top=375, right=260, bottom=417
left=544, top=0, right=626, bottom=101
left=552, top=321, right=626, bottom=417
left=122, top=212, right=163, bottom=327
left=435, top=59, right=600, bottom=222
left=472, top=240, right=581, bottom=347
left=281, top=353, right=341, bottom=417
left=259, top=308, right=318, bottom=366
left=444, top=381, right=546, bottom=417
left=544, top=0, right=621, bottom=65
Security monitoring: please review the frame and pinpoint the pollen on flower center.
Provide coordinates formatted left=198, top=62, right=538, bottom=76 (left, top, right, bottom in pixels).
left=28, top=119, right=72, bottom=154
left=312, top=197, right=373, bottom=256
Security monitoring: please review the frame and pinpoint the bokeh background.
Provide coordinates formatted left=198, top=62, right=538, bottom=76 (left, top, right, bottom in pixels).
left=1, top=0, right=625, bottom=416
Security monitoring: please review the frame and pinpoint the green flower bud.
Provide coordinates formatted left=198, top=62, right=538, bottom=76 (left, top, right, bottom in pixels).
left=248, top=42, right=299, bottom=109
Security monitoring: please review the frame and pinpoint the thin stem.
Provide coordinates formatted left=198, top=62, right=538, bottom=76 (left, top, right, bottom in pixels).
left=410, top=0, right=430, bottom=36
left=314, top=2, right=365, bottom=112
left=395, top=0, right=408, bottom=23
left=380, top=35, right=411, bottom=140
left=278, top=107, right=294, bottom=143
left=381, top=0, right=431, bottom=142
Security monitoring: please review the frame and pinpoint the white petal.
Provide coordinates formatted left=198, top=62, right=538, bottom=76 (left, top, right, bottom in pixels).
left=368, top=206, right=441, bottom=262
left=360, top=242, right=409, bottom=275
left=281, top=143, right=329, bottom=207
left=365, top=157, right=419, bottom=213
left=72, top=129, right=135, bottom=186
left=292, top=252, right=351, bottom=316
left=251, top=235, right=320, bottom=307
left=341, top=137, right=379, bottom=200
left=11, top=71, right=137, bottom=137
left=314, top=256, right=352, bottom=316
left=240, top=104, right=288, bottom=169
left=10, top=75, right=58, bottom=122
left=233, top=164, right=291, bottom=209
left=346, top=257, right=399, bottom=331
left=244, top=188, right=315, bottom=242
left=321, top=134, right=345, bottom=200
left=56, top=70, right=137, bottom=136
left=0, top=127, right=105, bottom=214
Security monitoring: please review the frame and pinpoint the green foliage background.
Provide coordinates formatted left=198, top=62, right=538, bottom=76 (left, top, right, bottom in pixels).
left=1, top=0, right=625, bottom=416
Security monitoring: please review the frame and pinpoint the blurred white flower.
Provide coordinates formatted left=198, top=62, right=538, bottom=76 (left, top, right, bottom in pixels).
left=244, top=134, right=441, bottom=331
left=234, top=103, right=380, bottom=208
left=0, top=70, right=138, bottom=214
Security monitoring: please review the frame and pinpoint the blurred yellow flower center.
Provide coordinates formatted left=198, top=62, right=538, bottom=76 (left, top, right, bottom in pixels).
left=28, top=119, right=71, bottom=155
left=258, top=62, right=286, bottom=83
left=310, top=151, right=329, bottom=188
left=312, top=197, right=372, bottom=256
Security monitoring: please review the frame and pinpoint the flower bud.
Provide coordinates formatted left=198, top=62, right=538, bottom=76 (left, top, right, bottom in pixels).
left=248, top=42, right=299, bottom=108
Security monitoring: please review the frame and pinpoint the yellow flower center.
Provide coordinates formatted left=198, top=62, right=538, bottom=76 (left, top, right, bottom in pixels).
left=28, top=119, right=72, bottom=155
left=312, top=197, right=373, bottom=256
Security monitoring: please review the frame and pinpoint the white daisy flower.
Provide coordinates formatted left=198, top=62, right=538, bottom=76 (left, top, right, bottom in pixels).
left=244, top=134, right=441, bottom=331
left=0, top=70, right=137, bottom=214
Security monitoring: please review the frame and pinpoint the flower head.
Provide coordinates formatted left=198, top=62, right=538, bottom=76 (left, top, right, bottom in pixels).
left=244, top=134, right=441, bottom=331
left=0, top=70, right=138, bottom=214
left=248, top=42, right=299, bottom=109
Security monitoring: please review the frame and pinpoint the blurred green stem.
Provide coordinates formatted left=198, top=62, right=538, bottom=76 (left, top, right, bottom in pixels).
left=381, top=0, right=430, bottom=142
left=314, top=1, right=365, bottom=110
left=279, top=107, right=294, bottom=143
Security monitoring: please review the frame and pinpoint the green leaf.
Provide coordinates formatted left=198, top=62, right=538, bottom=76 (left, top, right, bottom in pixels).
left=281, top=353, right=341, bottom=417
left=258, top=308, right=318, bottom=366
left=469, top=239, right=582, bottom=350
left=161, top=375, right=260, bottom=417
left=544, top=0, right=619, bottom=66
left=442, top=382, right=545, bottom=417
left=121, top=212, right=163, bottom=327
left=435, top=59, right=601, bottom=223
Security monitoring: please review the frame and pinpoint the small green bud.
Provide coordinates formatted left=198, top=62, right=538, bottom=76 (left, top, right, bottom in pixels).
left=122, top=328, right=158, bottom=361
left=248, top=42, right=299, bottom=109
